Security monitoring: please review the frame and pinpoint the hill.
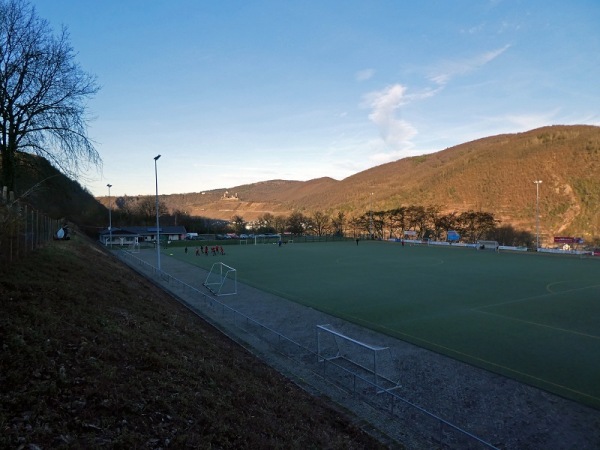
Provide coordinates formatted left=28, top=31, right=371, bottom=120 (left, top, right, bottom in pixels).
left=0, top=233, right=386, bottom=448
left=4, top=151, right=107, bottom=236
left=101, top=125, right=600, bottom=244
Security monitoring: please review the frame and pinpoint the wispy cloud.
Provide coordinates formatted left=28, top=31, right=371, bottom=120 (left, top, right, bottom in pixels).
left=460, top=23, right=485, bottom=35
left=502, top=110, right=561, bottom=130
left=356, top=68, right=375, bottom=81
left=429, top=45, right=510, bottom=86
left=451, top=109, right=562, bottom=142
left=360, top=46, right=511, bottom=165
left=499, top=111, right=600, bottom=129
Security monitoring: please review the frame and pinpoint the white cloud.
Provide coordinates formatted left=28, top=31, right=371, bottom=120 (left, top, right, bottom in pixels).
left=363, top=84, right=418, bottom=161
left=355, top=68, right=375, bottom=81
left=430, top=45, right=510, bottom=86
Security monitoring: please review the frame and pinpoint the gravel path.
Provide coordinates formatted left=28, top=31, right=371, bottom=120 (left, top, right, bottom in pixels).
left=119, top=249, right=600, bottom=449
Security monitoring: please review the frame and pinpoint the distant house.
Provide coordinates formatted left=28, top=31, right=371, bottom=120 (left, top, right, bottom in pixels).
left=99, top=226, right=187, bottom=247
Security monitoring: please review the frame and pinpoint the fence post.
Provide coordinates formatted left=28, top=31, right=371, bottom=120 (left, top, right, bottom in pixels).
left=31, top=209, right=34, bottom=251
left=20, top=204, right=26, bottom=259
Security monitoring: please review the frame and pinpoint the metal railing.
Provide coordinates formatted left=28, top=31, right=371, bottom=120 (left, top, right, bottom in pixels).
left=1, top=190, right=63, bottom=265
left=118, top=250, right=499, bottom=449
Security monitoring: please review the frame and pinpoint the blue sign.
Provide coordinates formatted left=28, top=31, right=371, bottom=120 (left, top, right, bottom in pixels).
left=447, top=230, right=460, bottom=241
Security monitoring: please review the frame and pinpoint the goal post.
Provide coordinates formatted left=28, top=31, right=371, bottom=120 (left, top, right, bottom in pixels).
left=203, top=262, right=237, bottom=296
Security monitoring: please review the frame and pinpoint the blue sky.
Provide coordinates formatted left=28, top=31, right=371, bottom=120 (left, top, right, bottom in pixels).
left=31, top=0, right=600, bottom=197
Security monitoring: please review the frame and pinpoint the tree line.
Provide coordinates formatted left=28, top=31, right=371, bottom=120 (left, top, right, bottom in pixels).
left=109, top=195, right=535, bottom=247
left=240, top=206, right=534, bottom=247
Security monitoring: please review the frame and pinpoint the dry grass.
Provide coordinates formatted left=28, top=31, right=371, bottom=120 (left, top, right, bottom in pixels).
left=0, top=234, right=388, bottom=449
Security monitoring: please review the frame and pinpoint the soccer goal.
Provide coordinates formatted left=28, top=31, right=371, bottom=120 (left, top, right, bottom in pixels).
left=316, top=324, right=399, bottom=393
left=128, top=237, right=140, bottom=253
left=204, top=262, right=237, bottom=296
left=477, top=240, right=499, bottom=251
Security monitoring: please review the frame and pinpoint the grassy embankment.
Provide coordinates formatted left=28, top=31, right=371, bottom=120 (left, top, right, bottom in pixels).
left=0, top=233, right=388, bottom=449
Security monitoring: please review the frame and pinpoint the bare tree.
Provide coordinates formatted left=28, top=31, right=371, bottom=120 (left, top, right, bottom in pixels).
left=136, top=197, right=168, bottom=225
left=354, top=213, right=371, bottom=237
left=433, top=211, right=458, bottom=241
left=456, top=210, right=497, bottom=242
left=272, top=215, right=287, bottom=235
left=0, top=0, right=100, bottom=193
left=331, top=211, right=345, bottom=236
left=388, top=207, right=407, bottom=239
left=255, top=212, right=276, bottom=233
left=348, top=216, right=362, bottom=238
left=287, top=211, right=307, bottom=235
left=230, top=214, right=246, bottom=235
left=311, top=210, right=331, bottom=236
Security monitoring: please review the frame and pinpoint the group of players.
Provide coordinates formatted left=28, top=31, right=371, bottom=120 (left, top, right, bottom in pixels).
left=184, top=245, right=225, bottom=256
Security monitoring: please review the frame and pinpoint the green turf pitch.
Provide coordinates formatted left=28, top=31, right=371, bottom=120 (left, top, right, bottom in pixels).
left=173, top=241, right=600, bottom=409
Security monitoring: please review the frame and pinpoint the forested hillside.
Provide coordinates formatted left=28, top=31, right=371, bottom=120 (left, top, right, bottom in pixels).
left=99, top=125, right=600, bottom=244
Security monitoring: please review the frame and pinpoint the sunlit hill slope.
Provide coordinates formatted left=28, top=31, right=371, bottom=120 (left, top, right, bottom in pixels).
left=108, top=125, right=600, bottom=243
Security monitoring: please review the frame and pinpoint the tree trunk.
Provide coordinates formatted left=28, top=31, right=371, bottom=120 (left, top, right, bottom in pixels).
left=1, top=144, right=16, bottom=193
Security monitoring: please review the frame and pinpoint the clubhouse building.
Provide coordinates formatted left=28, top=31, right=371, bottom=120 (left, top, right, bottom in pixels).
left=99, top=226, right=187, bottom=247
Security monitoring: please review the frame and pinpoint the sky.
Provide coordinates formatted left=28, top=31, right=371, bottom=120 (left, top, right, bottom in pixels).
left=30, top=0, right=600, bottom=198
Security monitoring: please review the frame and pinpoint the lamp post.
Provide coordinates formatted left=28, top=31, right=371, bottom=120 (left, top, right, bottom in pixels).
left=107, top=183, right=112, bottom=247
left=154, top=155, right=161, bottom=271
left=534, top=180, right=542, bottom=249
left=369, top=192, right=374, bottom=239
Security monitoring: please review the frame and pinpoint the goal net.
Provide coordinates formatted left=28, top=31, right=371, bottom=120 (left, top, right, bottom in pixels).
left=204, top=262, right=237, bottom=296
left=477, top=240, right=499, bottom=251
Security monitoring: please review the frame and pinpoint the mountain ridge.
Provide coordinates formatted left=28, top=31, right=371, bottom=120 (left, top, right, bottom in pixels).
left=103, top=125, right=600, bottom=243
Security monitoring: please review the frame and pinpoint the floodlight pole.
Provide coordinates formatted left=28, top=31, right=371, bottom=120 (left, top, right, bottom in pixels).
left=534, top=180, right=542, bottom=249
left=107, top=183, right=112, bottom=247
left=154, top=155, right=162, bottom=271
left=369, top=192, right=374, bottom=239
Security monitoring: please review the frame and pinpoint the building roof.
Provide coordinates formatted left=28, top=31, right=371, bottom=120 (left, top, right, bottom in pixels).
left=99, top=226, right=187, bottom=236
left=121, top=226, right=187, bottom=235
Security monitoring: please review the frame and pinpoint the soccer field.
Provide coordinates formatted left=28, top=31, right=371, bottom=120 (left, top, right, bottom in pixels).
left=174, top=240, right=600, bottom=409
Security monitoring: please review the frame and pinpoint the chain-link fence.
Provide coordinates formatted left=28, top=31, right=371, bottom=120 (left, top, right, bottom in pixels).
left=119, top=250, right=500, bottom=449
left=0, top=187, right=63, bottom=266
